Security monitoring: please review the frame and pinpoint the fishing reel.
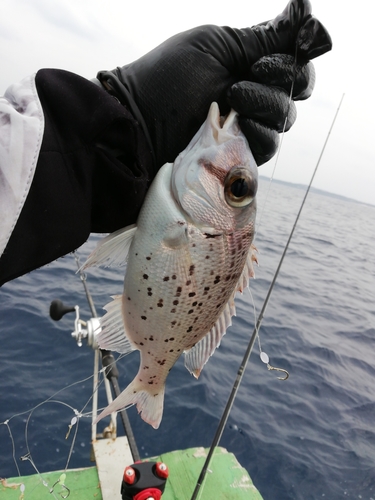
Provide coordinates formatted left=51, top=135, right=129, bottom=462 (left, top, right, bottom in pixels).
left=121, top=461, right=169, bottom=500
left=49, top=299, right=101, bottom=349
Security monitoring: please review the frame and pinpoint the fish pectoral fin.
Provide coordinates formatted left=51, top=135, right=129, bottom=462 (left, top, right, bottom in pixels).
left=81, top=224, right=137, bottom=269
left=236, top=244, right=258, bottom=293
left=163, top=223, right=189, bottom=249
left=94, top=379, right=165, bottom=429
left=184, top=296, right=236, bottom=376
left=97, top=295, right=135, bottom=354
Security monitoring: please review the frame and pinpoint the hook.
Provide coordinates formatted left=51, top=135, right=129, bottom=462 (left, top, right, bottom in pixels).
left=267, top=363, right=289, bottom=381
left=50, top=474, right=70, bottom=499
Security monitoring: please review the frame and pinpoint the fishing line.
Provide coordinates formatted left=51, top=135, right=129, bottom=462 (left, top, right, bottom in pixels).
left=73, top=250, right=140, bottom=461
left=190, top=93, right=345, bottom=500
left=256, top=46, right=298, bottom=233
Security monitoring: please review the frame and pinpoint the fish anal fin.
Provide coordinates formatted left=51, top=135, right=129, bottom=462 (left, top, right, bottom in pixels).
left=97, top=295, right=134, bottom=354
left=81, top=224, right=137, bottom=269
left=184, top=297, right=236, bottom=376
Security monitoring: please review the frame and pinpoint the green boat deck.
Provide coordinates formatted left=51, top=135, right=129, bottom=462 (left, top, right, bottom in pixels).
left=0, top=445, right=263, bottom=499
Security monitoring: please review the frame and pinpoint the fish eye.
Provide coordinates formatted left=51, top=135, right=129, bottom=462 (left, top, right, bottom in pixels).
left=224, top=168, right=257, bottom=208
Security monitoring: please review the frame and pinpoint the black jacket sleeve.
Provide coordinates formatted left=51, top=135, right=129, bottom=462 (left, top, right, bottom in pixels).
left=0, top=69, right=154, bottom=286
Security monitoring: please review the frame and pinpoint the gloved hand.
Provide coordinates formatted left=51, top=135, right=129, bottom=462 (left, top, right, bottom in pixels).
left=98, top=0, right=331, bottom=168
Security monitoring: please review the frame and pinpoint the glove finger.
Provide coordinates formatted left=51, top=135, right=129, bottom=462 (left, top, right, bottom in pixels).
left=228, top=81, right=297, bottom=132
left=249, top=0, right=332, bottom=61
left=251, top=54, right=316, bottom=100
left=239, top=117, right=279, bottom=166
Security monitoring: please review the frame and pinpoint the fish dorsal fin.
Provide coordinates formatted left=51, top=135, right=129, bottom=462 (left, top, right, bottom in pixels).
left=97, top=295, right=135, bottom=354
left=236, top=244, right=258, bottom=293
left=184, top=295, right=236, bottom=378
left=81, top=225, right=137, bottom=269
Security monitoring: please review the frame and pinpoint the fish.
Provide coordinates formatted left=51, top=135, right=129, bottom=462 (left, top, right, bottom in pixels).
left=83, top=102, right=258, bottom=429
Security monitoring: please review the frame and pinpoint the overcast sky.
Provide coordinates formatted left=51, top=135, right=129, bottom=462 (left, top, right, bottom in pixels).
left=1, top=0, right=374, bottom=205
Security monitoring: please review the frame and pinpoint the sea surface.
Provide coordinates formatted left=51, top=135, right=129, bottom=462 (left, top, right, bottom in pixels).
left=0, top=177, right=374, bottom=500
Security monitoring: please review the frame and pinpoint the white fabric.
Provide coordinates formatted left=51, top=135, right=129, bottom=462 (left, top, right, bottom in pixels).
left=0, top=74, right=44, bottom=257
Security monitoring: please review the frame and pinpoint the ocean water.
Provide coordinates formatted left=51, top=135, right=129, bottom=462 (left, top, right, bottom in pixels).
left=0, top=177, right=374, bottom=500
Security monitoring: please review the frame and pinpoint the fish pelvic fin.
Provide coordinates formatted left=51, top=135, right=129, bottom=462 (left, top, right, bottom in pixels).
left=81, top=224, right=137, bottom=270
left=94, top=379, right=165, bottom=429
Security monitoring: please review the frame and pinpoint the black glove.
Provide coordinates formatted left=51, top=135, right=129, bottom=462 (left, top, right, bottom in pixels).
left=98, top=0, right=331, bottom=168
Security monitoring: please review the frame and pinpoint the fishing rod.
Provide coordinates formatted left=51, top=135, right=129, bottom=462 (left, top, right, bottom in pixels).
left=50, top=252, right=140, bottom=462
left=73, top=251, right=141, bottom=462
left=190, top=93, right=345, bottom=500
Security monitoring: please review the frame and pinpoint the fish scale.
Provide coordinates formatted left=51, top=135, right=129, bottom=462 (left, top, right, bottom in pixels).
left=83, top=102, right=258, bottom=428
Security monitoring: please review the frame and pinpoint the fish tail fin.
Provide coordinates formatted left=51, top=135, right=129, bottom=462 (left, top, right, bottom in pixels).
left=94, top=379, right=165, bottom=429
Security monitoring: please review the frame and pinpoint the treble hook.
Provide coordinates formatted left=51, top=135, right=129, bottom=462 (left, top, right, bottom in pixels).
left=267, top=363, right=289, bottom=381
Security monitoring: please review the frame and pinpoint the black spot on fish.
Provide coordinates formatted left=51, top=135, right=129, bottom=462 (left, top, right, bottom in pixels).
left=127, top=297, right=131, bottom=301
left=144, top=366, right=149, bottom=369
left=173, top=300, right=179, bottom=305
left=171, top=308, right=176, bottom=313
left=188, top=309, right=194, bottom=314
left=204, top=233, right=220, bottom=238
left=205, top=256, right=210, bottom=259
left=154, top=393, right=159, bottom=397
left=176, top=287, right=182, bottom=297
left=214, top=276, right=221, bottom=284
left=172, top=274, right=177, bottom=280
left=163, top=276, right=170, bottom=281
left=171, top=321, right=177, bottom=326
left=189, top=292, right=196, bottom=297
left=198, top=302, right=203, bottom=307
left=141, top=316, right=147, bottom=320
left=186, top=280, right=191, bottom=286
left=187, top=326, right=193, bottom=332
left=189, top=265, right=195, bottom=275
left=192, top=301, right=197, bottom=306
left=169, top=337, right=175, bottom=341
left=177, top=349, right=181, bottom=352
left=169, top=349, right=174, bottom=352
left=140, top=342, right=144, bottom=346
left=157, top=299, right=163, bottom=308
left=149, top=336, right=154, bottom=341
left=148, top=381, right=154, bottom=385
left=143, top=274, right=149, bottom=280
left=164, top=339, right=169, bottom=343
left=146, top=256, right=151, bottom=260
